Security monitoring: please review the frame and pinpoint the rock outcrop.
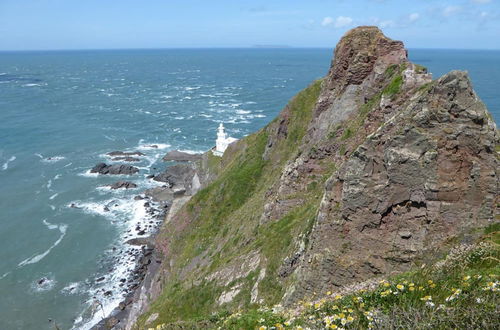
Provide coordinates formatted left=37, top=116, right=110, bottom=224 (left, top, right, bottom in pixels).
left=90, top=163, right=139, bottom=175
left=108, top=181, right=138, bottom=189
left=129, top=26, right=498, bottom=329
left=163, top=150, right=203, bottom=162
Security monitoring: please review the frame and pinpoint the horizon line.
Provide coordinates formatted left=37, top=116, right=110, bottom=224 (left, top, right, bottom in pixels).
left=1, top=46, right=500, bottom=52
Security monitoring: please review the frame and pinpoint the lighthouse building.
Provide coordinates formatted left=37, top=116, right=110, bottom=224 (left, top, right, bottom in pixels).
left=213, top=123, right=238, bottom=156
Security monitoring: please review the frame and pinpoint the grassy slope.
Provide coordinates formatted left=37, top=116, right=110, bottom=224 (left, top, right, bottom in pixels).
left=160, top=228, right=500, bottom=329
left=135, top=80, right=325, bottom=328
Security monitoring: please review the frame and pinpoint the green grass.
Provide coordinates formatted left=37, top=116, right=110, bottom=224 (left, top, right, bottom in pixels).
left=383, top=74, right=403, bottom=97
left=205, top=231, right=500, bottom=330
left=135, top=80, right=326, bottom=329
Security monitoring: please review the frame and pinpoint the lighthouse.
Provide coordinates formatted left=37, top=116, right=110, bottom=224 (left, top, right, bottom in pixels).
left=214, top=123, right=238, bottom=156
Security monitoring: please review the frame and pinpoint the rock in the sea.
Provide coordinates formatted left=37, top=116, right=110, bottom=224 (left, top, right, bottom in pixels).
left=108, top=181, right=138, bottom=189
left=162, top=150, right=202, bottom=162
left=90, top=163, right=139, bottom=175
left=107, top=151, right=145, bottom=157
left=111, top=156, right=141, bottom=162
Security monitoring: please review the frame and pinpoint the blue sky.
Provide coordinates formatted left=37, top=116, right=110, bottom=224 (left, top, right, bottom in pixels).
left=0, top=0, right=499, bottom=50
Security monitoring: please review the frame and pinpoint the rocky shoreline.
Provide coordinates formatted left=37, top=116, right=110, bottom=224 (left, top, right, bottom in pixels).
left=90, top=150, right=206, bottom=330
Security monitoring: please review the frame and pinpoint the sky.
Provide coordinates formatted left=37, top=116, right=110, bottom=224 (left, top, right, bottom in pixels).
left=0, top=0, right=499, bottom=50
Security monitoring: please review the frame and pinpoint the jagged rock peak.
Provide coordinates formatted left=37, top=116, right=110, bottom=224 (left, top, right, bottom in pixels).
left=325, top=26, right=407, bottom=92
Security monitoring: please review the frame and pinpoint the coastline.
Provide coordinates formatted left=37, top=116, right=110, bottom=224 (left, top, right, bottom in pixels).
left=91, top=150, right=208, bottom=330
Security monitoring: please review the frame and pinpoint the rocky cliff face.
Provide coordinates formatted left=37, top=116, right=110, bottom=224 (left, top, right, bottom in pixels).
left=132, top=26, right=498, bottom=328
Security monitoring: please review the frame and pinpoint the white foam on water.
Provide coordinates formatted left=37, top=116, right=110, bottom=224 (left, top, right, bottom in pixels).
left=47, top=179, right=53, bottom=190
left=35, top=153, right=44, bottom=159
left=18, top=222, right=67, bottom=267
left=49, top=193, right=59, bottom=200
left=31, top=275, right=57, bottom=292
left=49, top=204, right=56, bottom=211
left=64, top=162, right=73, bottom=168
left=54, top=174, right=62, bottom=180
left=235, top=109, right=251, bottom=114
left=61, top=282, right=83, bottom=295
left=137, top=143, right=170, bottom=150
left=22, top=83, right=43, bottom=87
left=70, top=196, right=161, bottom=330
left=103, top=134, right=116, bottom=141
left=79, top=170, right=99, bottom=178
left=2, top=155, right=16, bottom=170
left=41, top=156, right=66, bottom=163
left=0, top=271, right=11, bottom=280
left=185, top=86, right=200, bottom=91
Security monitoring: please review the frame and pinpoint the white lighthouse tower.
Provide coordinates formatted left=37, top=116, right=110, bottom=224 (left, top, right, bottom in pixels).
left=214, top=123, right=238, bottom=156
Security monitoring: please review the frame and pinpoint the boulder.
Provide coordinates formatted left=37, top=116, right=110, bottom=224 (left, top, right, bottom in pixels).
left=90, top=163, right=139, bottom=175
left=107, top=151, right=145, bottom=157
left=108, top=181, right=138, bottom=189
left=111, top=156, right=141, bottom=162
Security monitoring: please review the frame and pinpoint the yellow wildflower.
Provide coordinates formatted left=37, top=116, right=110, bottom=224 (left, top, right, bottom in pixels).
left=347, top=315, right=354, bottom=322
left=339, top=312, right=346, bottom=319
left=258, top=327, right=267, bottom=330
left=348, top=308, right=354, bottom=313
left=420, top=295, right=432, bottom=301
left=430, top=283, right=436, bottom=288
left=327, top=291, right=332, bottom=295
left=383, top=282, right=390, bottom=287
left=409, top=286, right=415, bottom=292
left=396, top=284, right=405, bottom=291
left=427, top=280, right=433, bottom=285
left=463, top=275, right=471, bottom=281
left=330, top=325, right=338, bottom=329
left=334, top=294, right=342, bottom=300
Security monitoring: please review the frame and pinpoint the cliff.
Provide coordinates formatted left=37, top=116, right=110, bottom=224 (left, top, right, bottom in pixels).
left=130, top=26, right=499, bottom=329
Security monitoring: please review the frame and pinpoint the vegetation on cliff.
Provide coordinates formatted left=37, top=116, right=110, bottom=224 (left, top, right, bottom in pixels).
left=133, top=26, right=499, bottom=329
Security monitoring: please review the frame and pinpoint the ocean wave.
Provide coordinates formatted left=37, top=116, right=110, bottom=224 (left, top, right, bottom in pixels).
left=137, top=143, right=171, bottom=150
left=22, top=83, right=44, bottom=87
left=36, top=154, right=66, bottom=163
left=235, top=109, right=251, bottom=114
left=185, top=86, right=201, bottom=91
left=18, top=221, right=67, bottom=267
left=49, top=193, right=59, bottom=200
left=2, top=156, right=16, bottom=170
left=79, top=170, right=99, bottom=178
left=61, top=282, right=83, bottom=295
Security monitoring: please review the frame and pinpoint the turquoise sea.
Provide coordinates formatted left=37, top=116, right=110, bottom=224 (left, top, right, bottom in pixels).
left=0, top=48, right=498, bottom=329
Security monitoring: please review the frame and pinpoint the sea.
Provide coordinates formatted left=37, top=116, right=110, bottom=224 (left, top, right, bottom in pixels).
left=0, top=48, right=498, bottom=330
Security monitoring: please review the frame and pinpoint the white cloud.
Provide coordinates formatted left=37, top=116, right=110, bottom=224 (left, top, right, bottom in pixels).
left=443, top=5, right=462, bottom=17
left=334, top=16, right=353, bottom=28
left=321, top=16, right=353, bottom=28
left=321, top=16, right=334, bottom=26
left=379, top=20, right=396, bottom=28
left=408, top=13, right=420, bottom=22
